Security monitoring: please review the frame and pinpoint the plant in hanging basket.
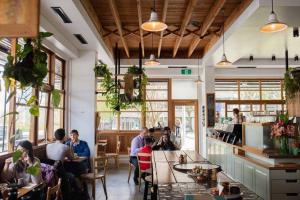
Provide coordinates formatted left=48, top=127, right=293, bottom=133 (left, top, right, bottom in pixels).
left=127, top=65, right=143, bottom=75
left=94, top=62, right=110, bottom=77
left=284, top=68, right=300, bottom=99
left=291, top=67, right=300, bottom=79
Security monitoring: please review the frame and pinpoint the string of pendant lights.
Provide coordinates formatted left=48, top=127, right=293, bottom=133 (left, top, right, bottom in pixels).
left=141, top=0, right=167, bottom=65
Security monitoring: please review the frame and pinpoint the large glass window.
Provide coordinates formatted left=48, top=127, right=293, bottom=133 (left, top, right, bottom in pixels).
left=215, top=79, right=285, bottom=119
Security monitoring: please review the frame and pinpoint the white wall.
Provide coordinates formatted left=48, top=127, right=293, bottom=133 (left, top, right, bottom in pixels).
left=172, top=79, right=198, bottom=99
left=69, top=50, right=97, bottom=155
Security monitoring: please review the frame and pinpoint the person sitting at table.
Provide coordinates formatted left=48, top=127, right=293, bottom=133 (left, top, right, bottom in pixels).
left=148, top=128, right=156, bottom=143
left=2, top=140, right=42, bottom=185
left=65, top=129, right=91, bottom=172
left=130, top=127, right=148, bottom=185
left=46, top=128, right=74, bottom=162
left=152, top=133, right=176, bottom=151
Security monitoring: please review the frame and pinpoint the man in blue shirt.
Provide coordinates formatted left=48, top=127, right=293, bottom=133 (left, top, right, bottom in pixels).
left=130, top=127, right=148, bottom=185
left=66, top=129, right=91, bottom=172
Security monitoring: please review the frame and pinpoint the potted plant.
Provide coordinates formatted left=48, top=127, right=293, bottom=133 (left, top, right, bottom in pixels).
left=284, top=68, right=300, bottom=99
left=94, top=62, right=110, bottom=77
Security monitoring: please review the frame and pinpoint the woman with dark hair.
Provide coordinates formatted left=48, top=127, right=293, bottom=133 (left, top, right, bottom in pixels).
left=2, top=140, right=42, bottom=185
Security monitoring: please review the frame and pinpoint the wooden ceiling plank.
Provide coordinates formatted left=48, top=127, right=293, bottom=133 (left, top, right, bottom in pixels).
left=204, top=0, right=253, bottom=55
left=188, top=0, right=226, bottom=57
left=137, top=0, right=145, bottom=57
left=172, top=0, right=198, bottom=58
left=157, top=0, right=169, bottom=58
left=108, top=0, right=130, bottom=57
left=80, top=0, right=113, bottom=54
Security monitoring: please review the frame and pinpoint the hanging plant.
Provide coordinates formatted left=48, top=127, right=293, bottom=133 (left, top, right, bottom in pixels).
left=94, top=62, right=110, bottom=77
left=99, top=64, right=148, bottom=112
left=2, top=32, right=61, bottom=116
left=284, top=68, right=300, bottom=99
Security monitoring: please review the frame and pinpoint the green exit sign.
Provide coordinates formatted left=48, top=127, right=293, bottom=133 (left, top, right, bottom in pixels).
left=181, top=69, right=192, bottom=75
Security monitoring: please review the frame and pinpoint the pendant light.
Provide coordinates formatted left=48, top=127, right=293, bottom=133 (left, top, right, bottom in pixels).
left=141, top=0, right=167, bottom=32
left=260, top=0, right=287, bottom=33
left=195, top=53, right=202, bottom=84
left=216, top=10, right=232, bottom=67
left=145, top=33, right=160, bottom=65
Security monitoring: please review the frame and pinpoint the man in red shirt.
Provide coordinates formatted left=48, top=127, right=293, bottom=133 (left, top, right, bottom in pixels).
left=139, top=136, right=153, bottom=171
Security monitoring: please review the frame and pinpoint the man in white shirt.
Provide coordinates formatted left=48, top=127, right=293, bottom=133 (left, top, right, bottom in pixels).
left=46, top=128, right=73, bottom=162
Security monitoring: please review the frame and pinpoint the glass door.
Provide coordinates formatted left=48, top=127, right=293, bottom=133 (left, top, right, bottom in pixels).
left=172, top=101, right=198, bottom=152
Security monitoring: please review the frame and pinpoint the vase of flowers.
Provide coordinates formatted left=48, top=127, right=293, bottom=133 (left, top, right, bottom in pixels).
left=271, top=113, right=296, bottom=155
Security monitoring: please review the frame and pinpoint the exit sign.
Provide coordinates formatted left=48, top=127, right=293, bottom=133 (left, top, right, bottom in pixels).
left=181, top=69, right=192, bottom=75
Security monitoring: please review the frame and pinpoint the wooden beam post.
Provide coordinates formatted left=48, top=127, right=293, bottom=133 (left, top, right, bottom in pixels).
left=137, top=0, right=145, bottom=57
left=172, top=0, right=197, bottom=58
left=108, top=0, right=130, bottom=58
left=157, top=0, right=169, bottom=58
left=188, top=0, right=226, bottom=57
left=7, top=38, right=17, bottom=152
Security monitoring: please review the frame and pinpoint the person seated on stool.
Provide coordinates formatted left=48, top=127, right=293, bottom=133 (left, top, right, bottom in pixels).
left=65, top=129, right=91, bottom=173
left=139, top=136, right=153, bottom=200
left=130, top=127, right=148, bottom=185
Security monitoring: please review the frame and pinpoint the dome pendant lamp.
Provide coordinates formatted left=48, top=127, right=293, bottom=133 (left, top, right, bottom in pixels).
left=145, top=33, right=160, bottom=65
left=216, top=10, right=232, bottom=67
left=260, top=0, right=287, bottom=33
left=141, top=0, right=167, bottom=32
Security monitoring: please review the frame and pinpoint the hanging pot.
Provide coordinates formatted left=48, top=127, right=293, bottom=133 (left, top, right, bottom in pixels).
left=124, top=73, right=134, bottom=99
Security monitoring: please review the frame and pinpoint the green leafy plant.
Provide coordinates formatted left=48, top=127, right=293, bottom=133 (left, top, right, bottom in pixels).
left=26, top=163, right=41, bottom=176
left=284, top=68, right=300, bottom=99
left=127, top=65, right=143, bottom=75
left=12, top=149, right=22, bottom=163
left=94, top=62, right=110, bottom=77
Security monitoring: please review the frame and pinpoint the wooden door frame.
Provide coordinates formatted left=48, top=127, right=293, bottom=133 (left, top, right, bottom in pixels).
left=170, top=100, right=199, bottom=153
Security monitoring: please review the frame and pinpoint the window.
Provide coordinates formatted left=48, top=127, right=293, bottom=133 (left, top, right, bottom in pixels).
left=145, top=80, right=169, bottom=128
left=0, top=38, right=66, bottom=151
left=215, top=79, right=285, bottom=119
left=96, top=79, right=170, bottom=131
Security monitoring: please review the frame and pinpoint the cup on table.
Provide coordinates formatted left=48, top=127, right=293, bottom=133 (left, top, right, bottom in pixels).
left=74, top=153, right=78, bottom=158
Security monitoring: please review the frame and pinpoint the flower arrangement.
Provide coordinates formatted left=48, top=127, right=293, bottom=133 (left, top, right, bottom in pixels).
left=271, top=112, right=297, bottom=155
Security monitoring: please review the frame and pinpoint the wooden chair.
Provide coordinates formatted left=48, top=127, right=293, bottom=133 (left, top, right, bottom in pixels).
left=105, top=140, right=121, bottom=168
left=80, top=155, right=108, bottom=200
left=97, top=139, right=108, bottom=156
left=137, top=152, right=152, bottom=191
left=46, top=178, right=62, bottom=200
left=127, top=147, right=135, bottom=183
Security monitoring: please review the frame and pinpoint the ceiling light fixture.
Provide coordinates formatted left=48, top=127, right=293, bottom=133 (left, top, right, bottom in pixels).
left=260, top=0, right=287, bottom=33
left=141, top=0, right=167, bottom=32
left=216, top=10, right=232, bottom=67
left=145, top=33, right=160, bottom=65
left=195, top=53, right=202, bottom=84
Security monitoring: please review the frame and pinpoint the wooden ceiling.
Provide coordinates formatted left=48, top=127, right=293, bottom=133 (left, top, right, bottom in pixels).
left=81, top=0, right=252, bottom=59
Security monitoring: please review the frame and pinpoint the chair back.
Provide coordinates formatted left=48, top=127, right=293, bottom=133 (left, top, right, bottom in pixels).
left=46, top=178, right=62, bottom=200
left=116, top=141, right=121, bottom=154
left=96, top=140, right=107, bottom=156
left=137, top=152, right=152, bottom=173
left=93, top=156, right=108, bottom=176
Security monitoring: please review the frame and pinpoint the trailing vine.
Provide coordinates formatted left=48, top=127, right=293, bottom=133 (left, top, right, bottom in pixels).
left=284, top=68, right=300, bottom=99
left=2, top=32, right=61, bottom=117
left=96, top=64, right=148, bottom=112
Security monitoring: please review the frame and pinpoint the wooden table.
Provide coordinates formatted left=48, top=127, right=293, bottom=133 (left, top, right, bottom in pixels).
left=64, top=156, right=88, bottom=163
left=17, top=183, right=40, bottom=198
left=151, top=150, right=262, bottom=200
left=152, top=150, right=207, bottom=185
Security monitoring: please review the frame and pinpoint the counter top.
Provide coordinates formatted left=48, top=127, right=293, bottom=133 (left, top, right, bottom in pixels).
left=207, top=136, right=300, bottom=170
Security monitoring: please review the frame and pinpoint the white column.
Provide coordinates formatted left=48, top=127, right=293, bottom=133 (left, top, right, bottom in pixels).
left=68, top=50, right=97, bottom=155
left=199, top=65, right=215, bottom=157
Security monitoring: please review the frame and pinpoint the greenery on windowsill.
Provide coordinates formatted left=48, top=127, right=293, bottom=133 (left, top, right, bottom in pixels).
left=284, top=68, right=300, bottom=99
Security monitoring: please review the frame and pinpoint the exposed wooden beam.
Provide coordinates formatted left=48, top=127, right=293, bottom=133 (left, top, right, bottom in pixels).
left=188, top=0, right=226, bottom=57
left=80, top=0, right=113, bottom=54
left=137, top=0, right=145, bottom=57
left=108, top=0, right=130, bottom=57
left=172, top=0, right=197, bottom=58
left=204, top=0, right=253, bottom=55
left=158, top=0, right=169, bottom=58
